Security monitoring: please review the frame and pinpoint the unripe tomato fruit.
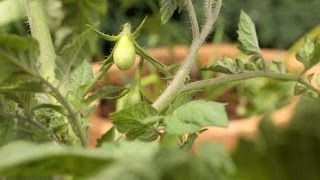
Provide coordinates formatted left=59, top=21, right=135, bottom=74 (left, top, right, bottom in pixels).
left=113, top=35, right=136, bottom=70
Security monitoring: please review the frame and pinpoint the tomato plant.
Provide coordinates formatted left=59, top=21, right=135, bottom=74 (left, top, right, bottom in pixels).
left=0, top=0, right=320, bottom=179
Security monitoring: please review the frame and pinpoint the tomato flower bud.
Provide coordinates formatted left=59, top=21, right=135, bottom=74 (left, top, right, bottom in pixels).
left=113, top=35, right=136, bottom=70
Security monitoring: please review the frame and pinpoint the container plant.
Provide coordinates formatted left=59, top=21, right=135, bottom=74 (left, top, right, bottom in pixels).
left=0, top=0, right=320, bottom=179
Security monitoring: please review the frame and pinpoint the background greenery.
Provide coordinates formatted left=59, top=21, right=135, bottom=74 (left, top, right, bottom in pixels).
left=103, top=0, right=320, bottom=49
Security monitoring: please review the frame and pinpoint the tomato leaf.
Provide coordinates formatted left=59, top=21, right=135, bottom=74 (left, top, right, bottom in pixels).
left=164, top=100, right=228, bottom=135
left=110, top=103, right=160, bottom=140
left=237, top=11, right=262, bottom=57
left=0, top=141, right=113, bottom=176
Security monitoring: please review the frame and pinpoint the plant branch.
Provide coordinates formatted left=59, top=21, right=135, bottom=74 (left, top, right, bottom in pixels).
left=0, top=111, right=61, bottom=143
left=40, top=77, right=88, bottom=147
left=24, top=0, right=57, bottom=83
left=152, top=0, right=222, bottom=111
left=186, top=0, right=200, bottom=40
left=181, top=70, right=320, bottom=96
left=84, top=61, right=113, bottom=96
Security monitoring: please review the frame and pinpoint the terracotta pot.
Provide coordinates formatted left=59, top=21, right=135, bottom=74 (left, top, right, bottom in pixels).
left=88, top=43, right=320, bottom=149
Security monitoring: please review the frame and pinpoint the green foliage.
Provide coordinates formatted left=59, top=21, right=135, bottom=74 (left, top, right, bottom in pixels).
left=110, top=103, right=159, bottom=140
left=165, top=90, right=198, bottom=115
left=164, top=100, right=228, bottom=135
left=1, top=1, right=320, bottom=179
left=296, top=36, right=320, bottom=69
left=233, top=97, right=320, bottom=180
left=221, top=0, right=320, bottom=48
left=0, top=35, right=39, bottom=81
left=203, top=57, right=242, bottom=74
left=67, top=60, right=93, bottom=109
left=55, top=0, right=106, bottom=53
left=0, top=141, right=113, bottom=176
left=159, top=0, right=184, bottom=24
left=0, top=140, right=235, bottom=179
left=237, top=11, right=261, bottom=58
left=55, top=27, right=95, bottom=82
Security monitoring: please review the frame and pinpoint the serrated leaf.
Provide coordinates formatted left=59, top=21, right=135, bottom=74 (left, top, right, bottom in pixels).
left=236, top=58, right=245, bottom=72
left=164, top=100, right=228, bottom=135
left=0, top=96, right=16, bottom=146
left=110, top=103, right=160, bottom=139
left=67, top=60, right=93, bottom=109
left=237, top=11, right=261, bottom=57
left=0, top=141, right=113, bottom=176
left=160, top=0, right=178, bottom=24
left=68, top=60, right=93, bottom=95
left=296, top=37, right=315, bottom=69
left=32, top=104, right=66, bottom=116
left=244, top=61, right=258, bottom=71
left=165, top=90, right=198, bottom=115
left=97, top=127, right=115, bottom=147
left=55, top=0, right=106, bottom=55
left=0, top=35, right=39, bottom=81
left=56, top=27, right=95, bottom=81
left=0, top=75, right=44, bottom=93
left=203, top=57, right=241, bottom=74
left=271, top=60, right=286, bottom=74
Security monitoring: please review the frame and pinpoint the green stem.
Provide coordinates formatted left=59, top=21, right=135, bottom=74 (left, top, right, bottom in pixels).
left=84, top=62, right=113, bottom=96
left=186, top=0, right=200, bottom=40
left=0, top=111, right=61, bottom=143
left=24, top=0, right=57, bottom=83
left=152, top=0, right=222, bottom=112
left=40, top=77, right=88, bottom=147
left=181, top=70, right=320, bottom=96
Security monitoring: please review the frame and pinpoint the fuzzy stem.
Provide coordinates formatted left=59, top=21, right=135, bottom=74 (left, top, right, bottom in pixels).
left=186, top=0, right=200, bottom=40
left=24, top=0, right=57, bottom=83
left=0, top=111, right=61, bottom=143
left=152, top=0, right=222, bottom=111
left=181, top=70, right=320, bottom=96
left=40, top=77, right=88, bottom=147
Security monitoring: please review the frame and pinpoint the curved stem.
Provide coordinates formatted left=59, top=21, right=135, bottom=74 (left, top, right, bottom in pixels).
left=152, top=0, right=222, bottom=111
left=0, top=111, right=61, bottom=143
left=181, top=70, right=320, bottom=96
left=40, top=77, right=87, bottom=147
left=84, top=61, right=113, bottom=96
left=186, top=0, right=199, bottom=40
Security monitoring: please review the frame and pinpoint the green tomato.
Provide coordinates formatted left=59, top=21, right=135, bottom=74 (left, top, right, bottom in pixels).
left=113, top=35, right=136, bottom=70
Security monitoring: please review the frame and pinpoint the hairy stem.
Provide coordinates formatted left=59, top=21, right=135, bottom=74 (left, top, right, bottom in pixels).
left=40, top=77, right=88, bottom=147
left=24, top=0, right=57, bottom=83
left=181, top=70, right=320, bottom=96
left=0, top=111, right=61, bottom=143
left=84, top=62, right=113, bottom=96
left=186, top=0, right=200, bottom=40
left=152, top=0, right=222, bottom=111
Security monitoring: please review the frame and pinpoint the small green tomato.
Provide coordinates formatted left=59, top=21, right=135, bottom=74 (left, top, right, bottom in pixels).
left=113, top=35, right=136, bottom=70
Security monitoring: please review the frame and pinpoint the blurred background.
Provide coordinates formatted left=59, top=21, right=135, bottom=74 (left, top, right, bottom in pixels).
left=1, top=0, right=320, bottom=179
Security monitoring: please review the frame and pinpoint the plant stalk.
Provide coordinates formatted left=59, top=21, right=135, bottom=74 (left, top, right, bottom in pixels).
left=24, top=0, right=57, bottom=83
left=0, top=111, right=61, bottom=143
left=181, top=70, right=320, bottom=96
left=40, top=77, right=88, bottom=147
left=152, top=0, right=222, bottom=111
